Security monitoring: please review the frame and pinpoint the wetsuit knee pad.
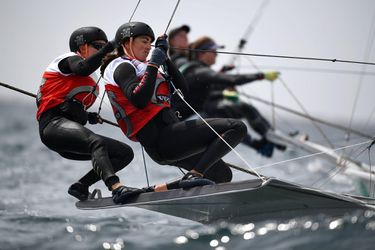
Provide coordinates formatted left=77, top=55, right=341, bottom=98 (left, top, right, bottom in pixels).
left=111, top=146, right=134, bottom=171
left=227, top=119, right=247, bottom=138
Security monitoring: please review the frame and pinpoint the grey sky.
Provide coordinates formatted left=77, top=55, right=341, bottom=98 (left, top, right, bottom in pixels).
left=0, top=0, right=374, bottom=126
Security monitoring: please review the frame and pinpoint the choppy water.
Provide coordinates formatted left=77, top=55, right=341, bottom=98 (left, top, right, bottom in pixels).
left=1, top=101, right=375, bottom=250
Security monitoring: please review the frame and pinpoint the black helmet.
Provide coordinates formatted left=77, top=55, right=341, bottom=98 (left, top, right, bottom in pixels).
left=115, top=22, right=155, bottom=47
left=69, top=26, right=108, bottom=52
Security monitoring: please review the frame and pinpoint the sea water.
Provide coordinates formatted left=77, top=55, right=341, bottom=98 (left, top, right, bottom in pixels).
left=1, top=101, right=375, bottom=250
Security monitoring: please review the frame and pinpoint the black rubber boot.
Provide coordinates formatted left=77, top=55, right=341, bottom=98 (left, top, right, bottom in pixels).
left=250, top=138, right=275, bottom=158
left=112, top=186, right=144, bottom=204
left=179, top=172, right=215, bottom=189
left=68, top=182, right=90, bottom=201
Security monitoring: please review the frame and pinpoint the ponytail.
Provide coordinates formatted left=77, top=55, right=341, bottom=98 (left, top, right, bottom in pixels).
left=100, top=47, right=125, bottom=76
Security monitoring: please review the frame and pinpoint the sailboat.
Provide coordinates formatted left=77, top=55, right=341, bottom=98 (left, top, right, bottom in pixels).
left=76, top=125, right=375, bottom=224
left=1, top=0, right=374, bottom=225
left=76, top=2, right=375, bottom=223
left=76, top=174, right=375, bottom=224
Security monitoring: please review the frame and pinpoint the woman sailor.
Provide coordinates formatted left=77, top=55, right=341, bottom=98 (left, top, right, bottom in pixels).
left=101, top=21, right=247, bottom=193
left=37, top=26, right=139, bottom=204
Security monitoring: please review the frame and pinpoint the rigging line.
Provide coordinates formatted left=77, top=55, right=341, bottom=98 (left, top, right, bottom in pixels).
left=314, top=139, right=373, bottom=189
left=226, top=163, right=266, bottom=178
left=239, top=91, right=373, bottom=139
left=172, top=46, right=375, bottom=66
left=82, top=76, right=102, bottom=110
left=344, top=10, right=375, bottom=161
left=368, top=147, right=373, bottom=197
left=347, top=7, right=375, bottom=141
left=362, top=104, right=375, bottom=132
left=0, top=81, right=119, bottom=128
left=241, top=0, right=271, bottom=42
left=254, top=139, right=372, bottom=171
left=270, top=82, right=276, bottom=128
left=96, top=79, right=107, bottom=115
left=256, top=63, right=332, bottom=147
left=313, top=164, right=348, bottom=189
left=129, top=0, right=141, bottom=22
left=235, top=65, right=375, bottom=76
left=313, top=137, right=375, bottom=189
left=315, top=140, right=375, bottom=191
left=369, top=139, right=375, bottom=196
left=278, top=77, right=334, bottom=148
left=96, top=0, right=143, bottom=115
left=345, top=141, right=372, bottom=162
left=243, top=47, right=329, bottom=141
left=170, top=84, right=265, bottom=181
left=163, top=0, right=181, bottom=34
left=243, top=56, right=277, bottom=128
left=0, top=81, right=36, bottom=98
left=237, top=85, right=298, bottom=132
left=229, top=0, right=271, bottom=65
left=160, top=64, right=263, bottom=179
left=141, top=146, right=150, bottom=187
left=97, top=88, right=105, bottom=115
left=95, top=88, right=115, bottom=115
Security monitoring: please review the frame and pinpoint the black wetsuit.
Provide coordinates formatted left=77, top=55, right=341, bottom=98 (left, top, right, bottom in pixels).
left=112, top=59, right=247, bottom=183
left=169, top=51, right=188, bottom=69
left=38, top=43, right=134, bottom=190
left=172, top=60, right=272, bottom=148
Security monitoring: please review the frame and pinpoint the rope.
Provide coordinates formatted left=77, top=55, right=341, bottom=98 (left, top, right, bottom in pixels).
left=172, top=47, right=375, bottom=66
left=159, top=62, right=263, bottom=179
left=0, top=81, right=36, bottom=98
left=81, top=75, right=101, bottom=111
left=235, top=64, right=375, bottom=76
left=96, top=0, right=143, bottom=115
left=228, top=0, right=271, bottom=65
left=346, top=7, right=375, bottom=141
left=244, top=56, right=277, bottom=128
left=141, top=146, right=150, bottom=187
left=242, top=56, right=334, bottom=147
left=238, top=92, right=373, bottom=140
left=163, top=0, right=181, bottom=34
left=131, top=0, right=184, bottom=185
left=368, top=148, right=373, bottom=197
left=170, top=84, right=265, bottom=181
left=0, top=81, right=119, bottom=127
left=368, top=139, right=375, bottom=197
left=129, top=0, right=141, bottom=22
left=362, top=105, right=375, bottom=132
left=313, top=140, right=375, bottom=190
left=278, top=77, right=334, bottom=148
left=254, top=139, right=373, bottom=171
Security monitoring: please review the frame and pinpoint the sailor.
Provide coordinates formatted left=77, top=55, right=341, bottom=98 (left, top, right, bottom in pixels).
left=167, top=24, right=190, bottom=68
left=101, top=22, right=247, bottom=191
left=36, top=26, right=140, bottom=204
left=172, top=36, right=284, bottom=158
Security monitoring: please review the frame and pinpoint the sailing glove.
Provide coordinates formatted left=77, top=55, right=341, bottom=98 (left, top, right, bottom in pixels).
left=155, top=34, right=169, bottom=54
left=87, top=112, right=103, bottom=125
left=149, top=48, right=167, bottom=67
left=222, top=89, right=239, bottom=102
left=263, top=71, right=280, bottom=81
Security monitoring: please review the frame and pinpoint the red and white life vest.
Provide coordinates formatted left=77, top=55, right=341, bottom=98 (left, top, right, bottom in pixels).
left=103, top=57, right=171, bottom=140
left=36, top=52, right=99, bottom=120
